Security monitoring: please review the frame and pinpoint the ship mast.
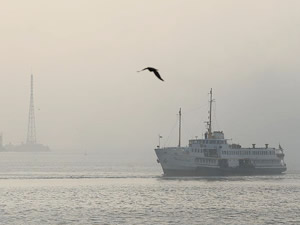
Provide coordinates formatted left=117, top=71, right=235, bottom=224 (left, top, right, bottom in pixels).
left=208, top=88, right=213, bottom=138
left=178, top=108, right=181, bottom=147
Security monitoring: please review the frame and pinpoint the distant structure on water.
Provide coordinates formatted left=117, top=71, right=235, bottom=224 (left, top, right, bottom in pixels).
left=1, top=74, right=50, bottom=152
left=0, top=134, right=3, bottom=151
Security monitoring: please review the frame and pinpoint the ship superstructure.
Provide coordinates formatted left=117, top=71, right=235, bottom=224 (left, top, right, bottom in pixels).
left=155, top=89, right=286, bottom=176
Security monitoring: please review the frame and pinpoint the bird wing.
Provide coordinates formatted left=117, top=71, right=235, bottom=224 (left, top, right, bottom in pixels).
left=137, top=67, right=149, bottom=72
left=153, top=70, right=164, bottom=81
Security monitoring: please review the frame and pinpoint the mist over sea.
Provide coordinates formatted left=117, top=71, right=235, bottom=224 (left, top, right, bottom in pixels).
left=0, top=152, right=299, bottom=225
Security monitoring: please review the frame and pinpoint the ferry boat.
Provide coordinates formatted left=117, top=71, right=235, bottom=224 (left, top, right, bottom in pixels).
left=155, top=89, right=287, bottom=176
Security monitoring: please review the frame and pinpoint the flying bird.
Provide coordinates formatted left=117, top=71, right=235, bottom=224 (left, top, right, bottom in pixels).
left=137, top=67, right=164, bottom=81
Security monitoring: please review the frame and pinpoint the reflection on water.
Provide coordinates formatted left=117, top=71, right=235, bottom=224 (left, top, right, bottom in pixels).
left=158, top=174, right=288, bottom=182
left=0, top=152, right=299, bottom=225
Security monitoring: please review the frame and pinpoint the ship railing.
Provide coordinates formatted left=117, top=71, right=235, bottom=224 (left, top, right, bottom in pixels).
left=157, top=146, right=187, bottom=150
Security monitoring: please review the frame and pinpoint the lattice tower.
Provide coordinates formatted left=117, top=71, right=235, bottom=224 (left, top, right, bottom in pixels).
left=26, top=74, right=36, bottom=144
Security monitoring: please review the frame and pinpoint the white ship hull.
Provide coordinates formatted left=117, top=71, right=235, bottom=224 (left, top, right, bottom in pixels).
left=155, top=146, right=287, bottom=176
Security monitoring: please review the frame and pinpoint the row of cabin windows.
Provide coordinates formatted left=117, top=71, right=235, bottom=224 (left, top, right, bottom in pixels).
left=195, top=158, right=216, bottom=164
left=222, top=150, right=275, bottom=155
left=253, top=159, right=280, bottom=164
left=190, top=140, right=227, bottom=145
left=192, top=149, right=203, bottom=153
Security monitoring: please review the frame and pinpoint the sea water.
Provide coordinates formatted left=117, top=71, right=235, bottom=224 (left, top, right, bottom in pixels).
left=0, top=152, right=299, bottom=225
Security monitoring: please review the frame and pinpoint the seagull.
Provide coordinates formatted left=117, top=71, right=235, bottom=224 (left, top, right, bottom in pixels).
left=137, top=67, right=164, bottom=81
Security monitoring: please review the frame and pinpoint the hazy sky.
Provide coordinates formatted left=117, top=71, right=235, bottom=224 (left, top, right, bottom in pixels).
left=0, top=1, right=299, bottom=167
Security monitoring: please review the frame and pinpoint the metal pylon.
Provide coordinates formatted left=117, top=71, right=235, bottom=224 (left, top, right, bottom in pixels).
left=26, top=74, right=36, bottom=144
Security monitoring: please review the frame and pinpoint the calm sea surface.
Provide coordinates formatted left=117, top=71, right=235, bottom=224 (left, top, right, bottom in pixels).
left=0, top=152, right=299, bottom=225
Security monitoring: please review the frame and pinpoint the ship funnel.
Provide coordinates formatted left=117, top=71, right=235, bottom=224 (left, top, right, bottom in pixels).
left=252, top=144, right=256, bottom=148
left=265, top=144, right=269, bottom=149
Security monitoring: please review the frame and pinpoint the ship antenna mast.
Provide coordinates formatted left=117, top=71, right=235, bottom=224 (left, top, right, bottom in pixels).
left=178, top=108, right=181, bottom=147
left=208, top=88, right=213, bottom=138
